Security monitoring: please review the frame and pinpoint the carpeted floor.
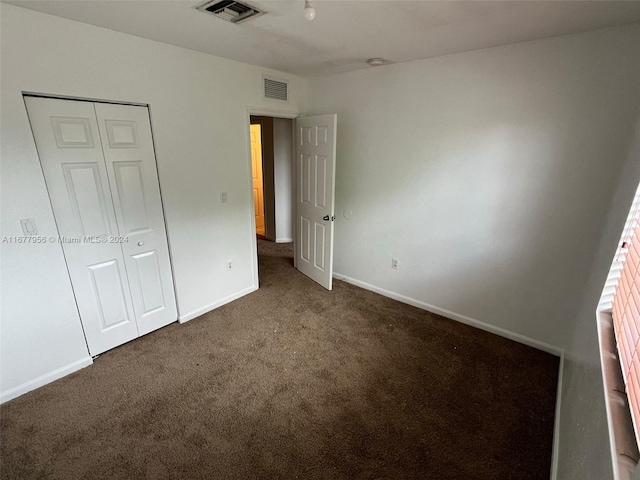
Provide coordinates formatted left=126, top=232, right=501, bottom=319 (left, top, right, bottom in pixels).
left=0, top=239, right=559, bottom=480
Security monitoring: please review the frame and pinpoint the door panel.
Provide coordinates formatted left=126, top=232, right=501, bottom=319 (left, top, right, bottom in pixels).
left=112, top=161, right=150, bottom=234
left=301, top=154, right=312, bottom=204
left=25, top=96, right=139, bottom=355
left=95, top=102, right=177, bottom=336
left=51, top=116, right=94, bottom=148
left=250, top=124, right=265, bottom=235
left=301, top=217, right=311, bottom=262
left=62, top=162, right=112, bottom=237
left=295, top=114, right=337, bottom=290
left=315, top=156, right=327, bottom=207
left=314, top=223, right=326, bottom=270
left=104, top=120, right=139, bottom=148
left=88, top=259, right=132, bottom=330
left=253, top=187, right=261, bottom=228
left=131, top=250, right=166, bottom=315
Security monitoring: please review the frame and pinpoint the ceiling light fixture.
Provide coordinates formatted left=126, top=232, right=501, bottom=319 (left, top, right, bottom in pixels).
left=367, top=58, right=386, bottom=67
left=303, top=0, right=316, bottom=21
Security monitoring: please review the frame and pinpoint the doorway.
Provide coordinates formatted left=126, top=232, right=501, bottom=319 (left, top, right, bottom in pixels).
left=249, top=115, right=294, bottom=243
left=250, top=122, right=265, bottom=236
left=246, top=112, right=338, bottom=291
left=249, top=115, right=295, bottom=273
left=250, top=116, right=294, bottom=242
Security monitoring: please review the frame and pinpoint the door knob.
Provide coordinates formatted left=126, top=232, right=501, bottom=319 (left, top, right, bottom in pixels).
left=323, top=215, right=330, bottom=221
left=138, top=241, right=144, bottom=246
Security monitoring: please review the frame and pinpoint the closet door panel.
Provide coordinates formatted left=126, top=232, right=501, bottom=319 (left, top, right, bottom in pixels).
left=25, top=96, right=139, bottom=356
left=95, top=103, right=177, bottom=336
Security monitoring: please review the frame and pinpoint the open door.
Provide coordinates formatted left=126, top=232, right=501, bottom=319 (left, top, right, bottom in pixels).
left=295, top=114, right=337, bottom=290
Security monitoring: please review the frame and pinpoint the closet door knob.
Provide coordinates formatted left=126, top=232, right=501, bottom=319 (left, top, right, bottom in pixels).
left=138, top=241, right=144, bottom=246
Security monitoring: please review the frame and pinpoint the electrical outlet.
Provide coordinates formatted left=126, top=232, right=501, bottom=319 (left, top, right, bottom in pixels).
left=227, top=259, right=233, bottom=270
left=391, top=258, right=399, bottom=270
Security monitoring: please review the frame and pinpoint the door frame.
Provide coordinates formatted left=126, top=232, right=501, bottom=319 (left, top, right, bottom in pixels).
left=22, top=91, right=181, bottom=325
left=244, top=106, right=301, bottom=288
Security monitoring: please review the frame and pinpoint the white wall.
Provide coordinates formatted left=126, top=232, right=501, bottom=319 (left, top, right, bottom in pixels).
left=0, top=4, right=305, bottom=400
left=273, top=118, right=294, bottom=242
left=306, top=24, right=640, bottom=351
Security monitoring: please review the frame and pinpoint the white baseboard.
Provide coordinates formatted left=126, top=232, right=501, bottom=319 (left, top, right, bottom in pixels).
left=1, top=284, right=260, bottom=403
left=550, top=353, right=565, bottom=480
left=333, top=272, right=563, bottom=356
left=0, top=356, right=93, bottom=404
left=276, top=237, right=293, bottom=243
left=178, top=284, right=258, bottom=324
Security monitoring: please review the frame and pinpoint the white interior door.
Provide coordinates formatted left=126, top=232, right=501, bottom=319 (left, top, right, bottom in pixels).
left=95, top=103, right=177, bottom=336
left=25, top=96, right=139, bottom=355
left=25, top=96, right=177, bottom=355
left=295, top=114, right=337, bottom=290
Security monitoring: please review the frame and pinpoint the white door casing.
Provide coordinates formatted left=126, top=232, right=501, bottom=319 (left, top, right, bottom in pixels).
left=94, top=103, right=177, bottom=336
left=295, top=114, right=337, bottom=290
left=25, top=96, right=177, bottom=355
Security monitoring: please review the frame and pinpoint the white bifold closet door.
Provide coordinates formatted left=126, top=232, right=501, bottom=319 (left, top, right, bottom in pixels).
left=25, top=96, right=177, bottom=356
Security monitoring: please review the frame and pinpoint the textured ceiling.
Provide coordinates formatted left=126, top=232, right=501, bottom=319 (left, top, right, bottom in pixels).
left=6, top=0, right=640, bottom=77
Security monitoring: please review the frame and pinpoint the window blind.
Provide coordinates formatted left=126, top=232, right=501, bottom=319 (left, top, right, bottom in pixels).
left=611, top=185, right=640, bottom=447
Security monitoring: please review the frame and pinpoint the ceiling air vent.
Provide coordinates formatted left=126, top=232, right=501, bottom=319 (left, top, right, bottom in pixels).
left=197, top=0, right=264, bottom=24
left=264, top=76, right=288, bottom=102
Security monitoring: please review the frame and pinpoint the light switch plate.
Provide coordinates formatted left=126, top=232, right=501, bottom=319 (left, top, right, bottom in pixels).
left=220, top=192, right=228, bottom=203
left=20, top=218, right=38, bottom=236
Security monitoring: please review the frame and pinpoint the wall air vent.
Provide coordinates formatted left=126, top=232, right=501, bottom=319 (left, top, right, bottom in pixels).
left=263, top=76, right=288, bottom=102
left=197, top=0, right=264, bottom=24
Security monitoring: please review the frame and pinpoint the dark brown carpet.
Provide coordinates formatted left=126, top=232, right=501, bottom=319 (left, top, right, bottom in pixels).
left=0, top=239, right=559, bottom=480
